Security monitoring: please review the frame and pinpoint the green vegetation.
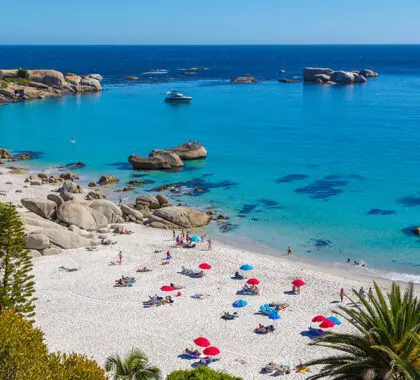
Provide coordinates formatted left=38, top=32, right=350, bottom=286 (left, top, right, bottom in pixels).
left=0, top=309, right=106, bottom=380
left=0, top=202, right=36, bottom=319
left=16, top=68, right=29, bottom=79
left=305, top=282, right=420, bottom=380
left=105, top=349, right=161, bottom=379
left=4, top=77, right=31, bottom=86
left=167, top=367, right=242, bottom=380
left=0, top=81, right=8, bottom=89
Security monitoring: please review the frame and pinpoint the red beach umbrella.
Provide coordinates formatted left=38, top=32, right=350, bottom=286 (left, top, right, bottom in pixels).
left=319, top=319, right=335, bottom=329
left=312, top=315, right=326, bottom=323
left=203, top=346, right=221, bottom=356
left=160, top=285, right=175, bottom=292
left=246, top=278, right=260, bottom=285
left=292, top=279, right=305, bottom=287
left=194, top=337, right=211, bottom=347
left=199, top=263, right=212, bottom=270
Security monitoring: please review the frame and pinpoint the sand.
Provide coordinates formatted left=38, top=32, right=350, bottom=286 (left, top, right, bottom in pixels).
left=0, top=167, right=417, bottom=379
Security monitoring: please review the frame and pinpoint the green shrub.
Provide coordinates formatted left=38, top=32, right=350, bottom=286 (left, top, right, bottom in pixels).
left=0, top=81, right=8, bottom=89
left=167, top=366, right=242, bottom=380
left=4, top=77, right=30, bottom=86
left=48, top=352, right=106, bottom=380
left=16, top=68, right=29, bottom=79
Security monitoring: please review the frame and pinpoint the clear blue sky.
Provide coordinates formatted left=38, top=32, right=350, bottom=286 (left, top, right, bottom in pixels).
left=2, top=0, right=419, bottom=45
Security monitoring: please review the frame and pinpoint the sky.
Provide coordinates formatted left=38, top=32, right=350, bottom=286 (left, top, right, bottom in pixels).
left=1, top=0, right=419, bottom=45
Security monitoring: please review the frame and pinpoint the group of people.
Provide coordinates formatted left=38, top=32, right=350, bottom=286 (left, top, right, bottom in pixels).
left=173, top=229, right=213, bottom=250
left=255, top=324, right=275, bottom=334
left=340, top=286, right=373, bottom=302
left=241, top=283, right=260, bottom=295
left=346, top=258, right=366, bottom=267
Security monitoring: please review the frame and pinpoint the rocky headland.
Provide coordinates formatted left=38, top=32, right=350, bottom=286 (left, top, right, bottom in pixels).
left=0, top=69, right=102, bottom=104
left=303, top=67, right=378, bottom=85
left=129, top=143, right=207, bottom=170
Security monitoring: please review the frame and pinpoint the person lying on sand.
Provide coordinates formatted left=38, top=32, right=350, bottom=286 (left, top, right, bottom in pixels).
left=137, top=267, right=152, bottom=273
left=185, top=348, right=201, bottom=356
left=255, top=324, right=275, bottom=334
left=169, top=283, right=184, bottom=289
left=233, top=271, right=245, bottom=279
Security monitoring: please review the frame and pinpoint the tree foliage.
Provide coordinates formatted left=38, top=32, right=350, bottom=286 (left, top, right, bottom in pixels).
left=166, top=366, right=242, bottom=380
left=0, top=309, right=106, bottom=380
left=0, top=202, right=36, bottom=319
left=105, top=349, right=161, bottom=379
left=305, top=281, right=420, bottom=380
left=16, top=68, right=29, bottom=79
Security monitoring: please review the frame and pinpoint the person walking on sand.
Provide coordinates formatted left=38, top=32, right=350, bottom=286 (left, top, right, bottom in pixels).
left=207, top=239, right=213, bottom=250
left=118, top=251, right=123, bottom=264
left=368, top=287, right=373, bottom=301
left=287, top=246, right=292, bottom=256
left=172, top=229, right=176, bottom=240
left=340, top=288, right=345, bottom=302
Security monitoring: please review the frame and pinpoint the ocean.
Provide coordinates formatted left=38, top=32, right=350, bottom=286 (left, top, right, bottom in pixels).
left=1, top=45, right=419, bottom=282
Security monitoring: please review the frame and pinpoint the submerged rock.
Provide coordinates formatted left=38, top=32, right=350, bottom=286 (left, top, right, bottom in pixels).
left=98, top=175, right=119, bottom=186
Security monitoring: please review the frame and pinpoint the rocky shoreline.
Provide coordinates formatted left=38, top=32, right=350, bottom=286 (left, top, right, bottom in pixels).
left=0, top=69, right=102, bottom=104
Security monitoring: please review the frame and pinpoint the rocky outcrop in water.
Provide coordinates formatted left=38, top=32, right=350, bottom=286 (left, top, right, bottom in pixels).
left=169, top=143, right=207, bottom=160
left=231, top=77, right=257, bottom=83
left=0, top=69, right=102, bottom=104
left=303, top=67, right=378, bottom=85
left=128, top=154, right=173, bottom=170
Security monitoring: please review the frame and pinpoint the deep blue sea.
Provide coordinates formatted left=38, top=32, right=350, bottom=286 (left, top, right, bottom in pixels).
left=1, top=45, right=420, bottom=282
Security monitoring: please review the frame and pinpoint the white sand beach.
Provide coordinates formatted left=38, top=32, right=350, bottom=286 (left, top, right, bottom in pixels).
left=1, top=167, right=417, bottom=379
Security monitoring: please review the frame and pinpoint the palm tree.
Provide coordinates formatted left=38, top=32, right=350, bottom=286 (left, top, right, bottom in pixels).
left=105, top=349, right=161, bottom=380
left=305, top=281, right=420, bottom=380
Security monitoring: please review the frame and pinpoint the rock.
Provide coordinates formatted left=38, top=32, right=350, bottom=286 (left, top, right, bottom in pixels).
left=136, top=194, right=161, bottom=209
left=41, top=247, right=62, bottom=256
left=59, top=172, right=79, bottom=181
left=30, top=181, right=42, bottom=186
left=353, top=73, right=367, bottom=83
left=89, top=200, right=124, bottom=224
left=0, top=88, right=16, bottom=99
left=120, top=204, right=143, bottom=220
left=64, top=74, right=82, bottom=86
left=29, top=70, right=66, bottom=87
left=86, top=191, right=106, bottom=200
left=330, top=71, right=355, bottom=84
left=313, top=73, right=331, bottom=83
left=88, top=74, right=103, bottom=81
left=231, top=77, right=257, bottom=83
left=216, top=214, right=229, bottom=221
left=88, top=182, right=96, bottom=188
left=59, top=162, right=85, bottom=170
left=80, top=77, right=102, bottom=92
left=128, top=155, right=171, bottom=170
left=303, top=67, right=334, bottom=82
left=127, top=180, right=144, bottom=185
left=168, top=143, right=207, bottom=160
left=57, top=201, right=108, bottom=230
left=25, top=233, right=50, bottom=250
left=60, top=191, right=74, bottom=202
left=21, top=198, right=57, bottom=220
left=124, top=76, right=140, bottom=81
left=14, top=152, right=34, bottom=161
left=42, top=228, right=92, bottom=249
left=114, top=185, right=135, bottom=192
left=149, top=149, right=184, bottom=168
left=414, top=227, right=420, bottom=236
left=360, top=69, right=378, bottom=78
left=278, top=78, right=298, bottom=83
left=0, top=148, right=12, bottom=159
left=59, top=180, right=83, bottom=194
left=149, top=206, right=211, bottom=229
left=9, top=167, right=29, bottom=175
left=21, top=212, right=67, bottom=232
left=98, top=175, right=119, bottom=186
left=156, top=194, right=170, bottom=206
left=29, top=250, right=42, bottom=258
left=47, top=193, right=64, bottom=206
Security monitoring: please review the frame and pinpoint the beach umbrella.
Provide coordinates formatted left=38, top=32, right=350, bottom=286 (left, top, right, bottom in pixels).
left=194, top=337, right=211, bottom=347
left=240, top=264, right=253, bottom=271
left=269, top=313, right=281, bottom=320
left=246, top=278, right=260, bottom=285
left=312, top=315, right=326, bottom=323
left=203, top=346, right=221, bottom=356
left=190, top=235, right=201, bottom=243
left=327, top=316, right=342, bottom=325
left=292, top=279, right=305, bottom=287
left=319, top=319, right=335, bottom=329
left=160, top=285, right=175, bottom=292
left=232, top=299, right=248, bottom=308
left=199, top=263, right=212, bottom=270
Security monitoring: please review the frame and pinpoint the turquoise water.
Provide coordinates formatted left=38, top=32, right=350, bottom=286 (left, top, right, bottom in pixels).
left=1, top=76, right=420, bottom=281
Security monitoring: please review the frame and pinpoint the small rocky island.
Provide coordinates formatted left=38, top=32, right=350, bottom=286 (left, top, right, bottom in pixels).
left=303, top=67, right=378, bottom=85
left=0, top=69, right=102, bottom=104
left=129, top=143, right=207, bottom=170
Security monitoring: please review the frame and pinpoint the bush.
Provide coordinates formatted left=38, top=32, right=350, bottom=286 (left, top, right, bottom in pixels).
left=0, top=309, right=106, bottom=380
left=4, top=77, right=30, bottom=86
left=167, top=366, right=242, bottom=380
left=16, top=68, right=29, bottom=79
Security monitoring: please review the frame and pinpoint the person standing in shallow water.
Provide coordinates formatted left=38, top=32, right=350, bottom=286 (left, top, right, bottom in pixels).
left=287, top=246, right=292, bottom=256
left=207, top=239, right=213, bottom=250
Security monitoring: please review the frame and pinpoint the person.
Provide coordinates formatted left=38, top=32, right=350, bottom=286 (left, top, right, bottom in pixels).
left=166, top=250, right=172, bottom=260
left=207, top=239, right=213, bottom=250
left=287, top=246, right=292, bottom=256
left=368, top=287, right=373, bottom=300
left=359, top=287, right=366, bottom=299
left=340, top=288, right=345, bottom=302
left=118, top=196, right=122, bottom=206
left=346, top=258, right=351, bottom=264
left=176, top=235, right=180, bottom=244
left=292, top=285, right=297, bottom=294
left=70, top=136, right=76, bottom=144
left=201, top=234, right=207, bottom=243
left=186, top=232, right=190, bottom=242
left=172, top=229, right=176, bottom=240
left=118, top=251, right=123, bottom=264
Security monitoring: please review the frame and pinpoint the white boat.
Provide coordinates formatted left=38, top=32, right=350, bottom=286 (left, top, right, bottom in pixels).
left=142, top=69, right=168, bottom=75
left=165, top=90, right=192, bottom=103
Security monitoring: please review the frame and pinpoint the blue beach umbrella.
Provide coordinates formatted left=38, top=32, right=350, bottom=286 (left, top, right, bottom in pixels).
left=190, top=235, right=201, bottom=243
left=233, top=299, right=248, bottom=308
left=240, top=264, right=253, bottom=271
left=269, top=313, right=281, bottom=320
left=327, top=316, right=341, bottom=325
